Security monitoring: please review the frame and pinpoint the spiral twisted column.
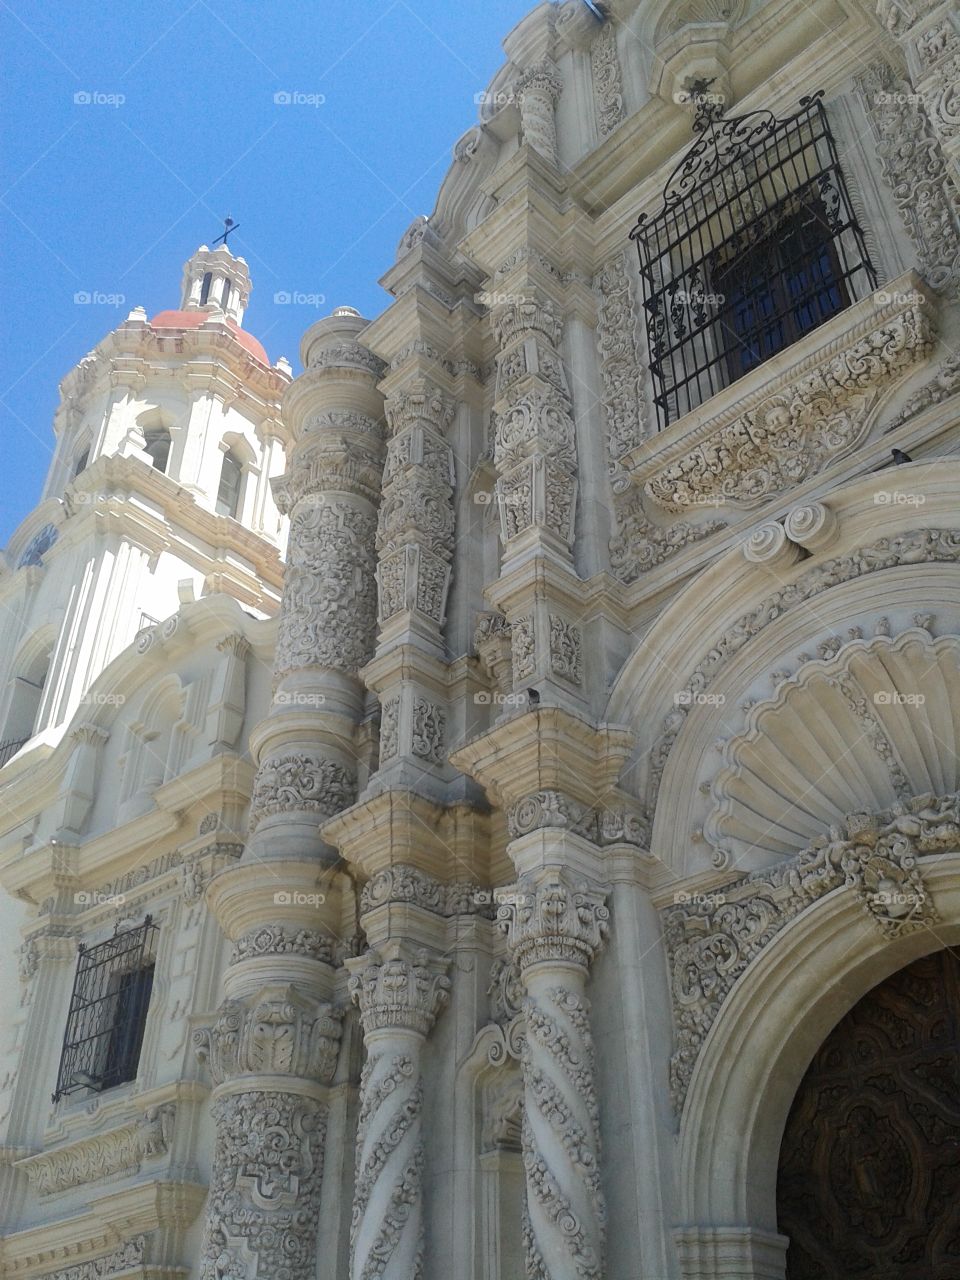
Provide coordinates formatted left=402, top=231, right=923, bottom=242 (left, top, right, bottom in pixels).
left=346, top=947, right=451, bottom=1280
left=498, top=872, right=610, bottom=1280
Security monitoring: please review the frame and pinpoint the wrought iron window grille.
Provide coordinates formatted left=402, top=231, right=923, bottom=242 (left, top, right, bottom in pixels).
left=53, top=917, right=158, bottom=1102
left=630, top=91, right=878, bottom=431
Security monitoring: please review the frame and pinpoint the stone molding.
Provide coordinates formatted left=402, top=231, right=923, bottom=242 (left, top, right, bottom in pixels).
left=642, top=290, right=936, bottom=511
left=15, top=1106, right=174, bottom=1196
left=193, top=984, right=343, bottom=1085
left=663, top=794, right=950, bottom=1111
left=359, top=863, right=496, bottom=920
left=229, top=923, right=337, bottom=966
left=35, top=1238, right=146, bottom=1280
left=889, top=350, right=960, bottom=427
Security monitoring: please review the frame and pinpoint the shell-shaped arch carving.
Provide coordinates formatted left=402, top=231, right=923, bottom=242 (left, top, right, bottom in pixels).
left=705, top=629, right=960, bottom=861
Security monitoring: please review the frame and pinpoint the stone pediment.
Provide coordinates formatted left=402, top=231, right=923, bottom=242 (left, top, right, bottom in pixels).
left=623, top=272, right=936, bottom=511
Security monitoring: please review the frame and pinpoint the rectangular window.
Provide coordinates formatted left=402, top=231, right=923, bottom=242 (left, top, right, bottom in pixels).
left=630, top=93, right=877, bottom=430
left=53, top=918, right=158, bottom=1101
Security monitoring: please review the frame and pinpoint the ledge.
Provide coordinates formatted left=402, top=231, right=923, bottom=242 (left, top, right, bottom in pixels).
left=623, top=271, right=937, bottom=512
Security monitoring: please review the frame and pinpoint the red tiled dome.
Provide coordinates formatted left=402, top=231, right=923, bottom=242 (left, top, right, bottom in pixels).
left=149, top=310, right=270, bottom=365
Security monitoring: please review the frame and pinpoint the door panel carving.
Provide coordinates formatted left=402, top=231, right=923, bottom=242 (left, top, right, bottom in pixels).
left=777, top=948, right=960, bottom=1279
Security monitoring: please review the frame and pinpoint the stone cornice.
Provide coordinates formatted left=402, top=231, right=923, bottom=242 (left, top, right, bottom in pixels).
left=54, top=454, right=285, bottom=596
left=449, top=708, right=634, bottom=813
left=0, top=1179, right=206, bottom=1276
left=322, top=791, right=490, bottom=882
left=14, top=1106, right=175, bottom=1196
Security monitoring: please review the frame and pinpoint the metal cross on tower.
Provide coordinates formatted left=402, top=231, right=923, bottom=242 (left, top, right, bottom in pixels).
left=213, top=216, right=240, bottom=247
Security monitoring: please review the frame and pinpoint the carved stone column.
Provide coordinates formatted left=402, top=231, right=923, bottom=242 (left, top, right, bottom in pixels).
left=197, top=311, right=386, bottom=1280
left=498, top=872, right=609, bottom=1280
left=346, top=945, right=451, bottom=1280
left=516, top=60, right=564, bottom=165
left=194, top=965, right=344, bottom=1280
left=248, top=314, right=386, bottom=863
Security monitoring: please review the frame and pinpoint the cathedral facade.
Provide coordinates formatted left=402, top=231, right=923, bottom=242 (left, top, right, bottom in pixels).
left=1, top=1, right=959, bottom=1277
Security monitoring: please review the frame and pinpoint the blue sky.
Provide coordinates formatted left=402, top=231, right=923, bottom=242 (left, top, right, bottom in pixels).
left=0, top=0, right=536, bottom=544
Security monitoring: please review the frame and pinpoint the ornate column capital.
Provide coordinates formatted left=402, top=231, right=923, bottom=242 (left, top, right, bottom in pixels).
left=193, top=982, right=343, bottom=1086
left=497, top=873, right=610, bottom=973
left=347, top=947, right=451, bottom=1036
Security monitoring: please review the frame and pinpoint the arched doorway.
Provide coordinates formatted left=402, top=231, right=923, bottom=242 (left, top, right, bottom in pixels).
left=777, top=947, right=960, bottom=1278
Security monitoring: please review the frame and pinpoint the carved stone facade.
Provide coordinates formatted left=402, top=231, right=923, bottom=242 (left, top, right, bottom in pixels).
left=498, top=875, right=610, bottom=1280
left=5, top=5, right=960, bottom=1280
left=347, top=948, right=451, bottom=1280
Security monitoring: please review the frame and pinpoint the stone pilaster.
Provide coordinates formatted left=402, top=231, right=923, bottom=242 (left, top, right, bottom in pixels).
left=487, top=271, right=589, bottom=707
left=346, top=945, right=451, bottom=1280
left=878, top=0, right=960, bottom=190
left=369, top=373, right=457, bottom=791
left=492, top=293, right=576, bottom=568
left=376, top=380, right=456, bottom=652
left=498, top=872, right=609, bottom=1280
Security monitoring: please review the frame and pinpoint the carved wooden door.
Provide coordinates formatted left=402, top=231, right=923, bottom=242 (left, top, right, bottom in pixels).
left=777, top=947, right=960, bottom=1278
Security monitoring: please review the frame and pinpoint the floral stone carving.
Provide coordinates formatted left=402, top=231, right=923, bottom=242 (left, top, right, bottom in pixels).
left=249, top=752, right=355, bottom=826
left=17, top=1106, right=174, bottom=1195
left=644, top=297, right=935, bottom=510
left=275, top=500, right=379, bottom=678
left=663, top=794, right=950, bottom=1111
left=348, top=949, right=450, bottom=1280
left=199, top=1090, right=327, bottom=1280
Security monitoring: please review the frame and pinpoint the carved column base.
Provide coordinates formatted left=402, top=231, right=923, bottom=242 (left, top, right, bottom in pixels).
left=200, top=1081, right=330, bottom=1280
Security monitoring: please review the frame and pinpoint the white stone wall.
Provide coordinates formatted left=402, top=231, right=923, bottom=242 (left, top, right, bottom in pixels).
left=2, top=1, right=960, bottom=1277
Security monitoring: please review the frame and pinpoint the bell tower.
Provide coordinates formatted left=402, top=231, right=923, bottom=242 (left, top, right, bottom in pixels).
left=179, top=243, right=250, bottom=324
left=0, top=242, right=292, bottom=769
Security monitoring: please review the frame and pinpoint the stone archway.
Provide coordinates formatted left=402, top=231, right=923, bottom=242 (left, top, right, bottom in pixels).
left=776, top=946, right=960, bottom=1279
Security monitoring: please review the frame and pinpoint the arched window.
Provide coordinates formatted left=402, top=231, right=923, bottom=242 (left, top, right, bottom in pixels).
left=73, top=448, right=89, bottom=478
left=200, top=272, right=213, bottom=305
left=143, top=428, right=171, bottom=474
left=216, top=449, right=244, bottom=518
left=1, top=646, right=51, bottom=765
